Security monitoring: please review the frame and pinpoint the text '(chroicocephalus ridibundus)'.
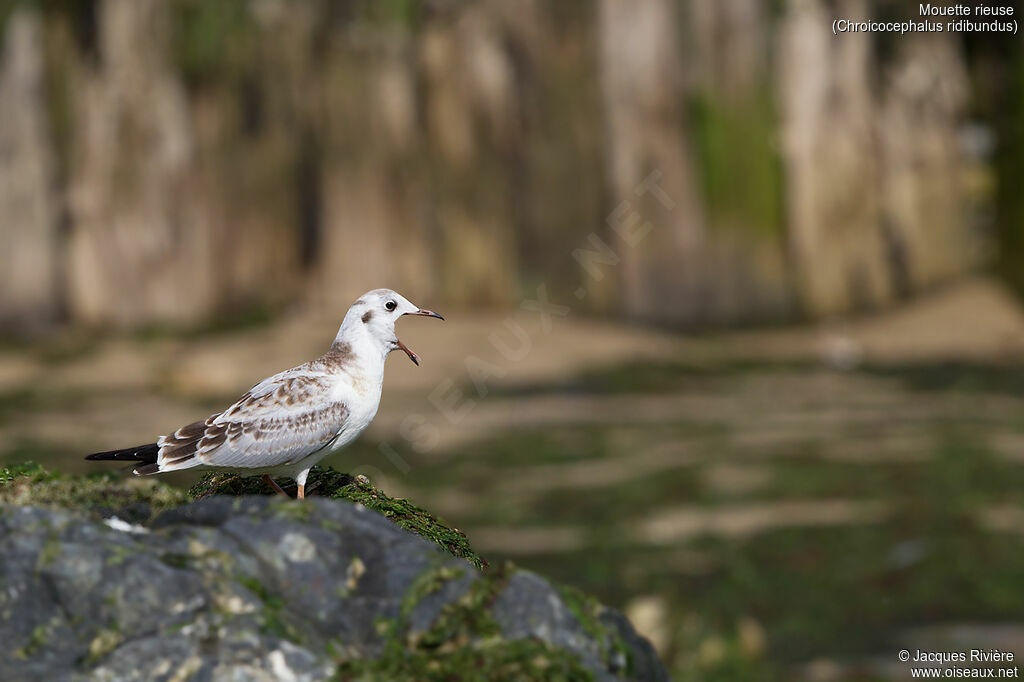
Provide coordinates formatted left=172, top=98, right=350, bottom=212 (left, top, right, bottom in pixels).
left=85, top=289, right=443, bottom=499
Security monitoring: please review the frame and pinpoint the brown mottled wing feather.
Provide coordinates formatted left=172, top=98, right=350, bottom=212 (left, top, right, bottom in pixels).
left=158, top=417, right=218, bottom=468
left=157, top=367, right=348, bottom=471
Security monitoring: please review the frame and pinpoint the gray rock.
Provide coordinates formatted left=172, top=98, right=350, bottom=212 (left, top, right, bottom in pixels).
left=493, top=571, right=610, bottom=677
left=0, top=496, right=669, bottom=681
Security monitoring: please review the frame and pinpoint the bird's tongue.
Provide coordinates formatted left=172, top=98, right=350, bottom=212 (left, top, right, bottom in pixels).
left=396, top=338, right=420, bottom=366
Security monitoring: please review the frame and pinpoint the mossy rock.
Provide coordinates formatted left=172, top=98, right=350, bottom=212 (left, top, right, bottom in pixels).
left=0, top=462, right=486, bottom=570
left=345, top=561, right=618, bottom=681
left=1, top=462, right=667, bottom=681
left=189, top=466, right=486, bottom=570
left=0, top=462, right=189, bottom=523
left=336, top=638, right=596, bottom=681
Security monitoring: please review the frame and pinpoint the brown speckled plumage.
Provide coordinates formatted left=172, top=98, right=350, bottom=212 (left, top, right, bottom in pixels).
left=154, top=357, right=353, bottom=471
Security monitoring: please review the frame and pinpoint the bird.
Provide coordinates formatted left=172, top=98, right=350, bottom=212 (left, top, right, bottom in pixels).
left=85, top=289, right=443, bottom=499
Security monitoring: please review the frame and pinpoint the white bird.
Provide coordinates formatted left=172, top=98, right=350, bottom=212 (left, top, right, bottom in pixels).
left=85, top=289, right=443, bottom=499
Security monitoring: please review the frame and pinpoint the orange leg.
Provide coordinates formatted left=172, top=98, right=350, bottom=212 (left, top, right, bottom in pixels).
left=295, top=468, right=310, bottom=501
left=262, top=474, right=289, bottom=497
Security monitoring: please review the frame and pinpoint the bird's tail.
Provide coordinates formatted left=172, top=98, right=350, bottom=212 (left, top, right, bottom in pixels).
left=85, top=443, right=160, bottom=475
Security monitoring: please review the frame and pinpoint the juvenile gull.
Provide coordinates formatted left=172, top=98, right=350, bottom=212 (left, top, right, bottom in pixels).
left=85, top=289, right=443, bottom=499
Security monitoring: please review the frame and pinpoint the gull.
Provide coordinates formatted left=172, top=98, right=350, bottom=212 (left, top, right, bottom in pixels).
left=85, top=289, right=443, bottom=499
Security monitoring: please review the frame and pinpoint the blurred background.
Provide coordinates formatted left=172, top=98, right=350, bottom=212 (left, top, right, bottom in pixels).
left=3, top=0, right=1024, bottom=679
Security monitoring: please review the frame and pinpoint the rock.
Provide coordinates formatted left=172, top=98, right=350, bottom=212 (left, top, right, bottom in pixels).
left=0, top=465, right=669, bottom=681
left=189, top=466, right=487, bottom=571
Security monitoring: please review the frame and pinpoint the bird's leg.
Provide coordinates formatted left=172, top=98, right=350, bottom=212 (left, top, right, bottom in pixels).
left=296, top=468, right=310, bottom=501
left=262, top=474, right=289, bottom=497
left=297, top=483, right=305, bottom=500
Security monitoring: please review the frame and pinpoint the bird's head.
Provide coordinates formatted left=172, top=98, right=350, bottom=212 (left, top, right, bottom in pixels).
left=346, top=289, right=444, bottom=365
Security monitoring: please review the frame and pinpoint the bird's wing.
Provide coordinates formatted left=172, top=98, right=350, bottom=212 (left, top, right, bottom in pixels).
left=157, top=366, right=348, bottom=472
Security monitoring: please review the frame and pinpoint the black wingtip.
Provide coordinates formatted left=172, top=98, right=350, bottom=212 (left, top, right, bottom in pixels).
left=85, top=443, right=159, bottom=464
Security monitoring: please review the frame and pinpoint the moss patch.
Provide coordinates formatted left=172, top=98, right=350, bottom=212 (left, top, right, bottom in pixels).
left=190, top=466, right=487, bottom=570
left=235, top=574, right=306, bottom=644
left=336, top=562, right=596, bottom=681
left=13, top=621, right=53, bottom=660
left=400, top=564, right=467, bottom=621
left=409, top=562, right=509, bottom=648
left=84, top=626, right=123, bottom=665
left=0, top=462, right=189, bottom=523
left=689, top=90, right=783, bottom=239
left=2, top=463, right=486, bottom=570
left=333, top=639, right=595, bottom=682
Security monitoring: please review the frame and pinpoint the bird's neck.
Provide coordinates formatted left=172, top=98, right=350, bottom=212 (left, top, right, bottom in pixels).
left=328, top=319, right=389, bottom=378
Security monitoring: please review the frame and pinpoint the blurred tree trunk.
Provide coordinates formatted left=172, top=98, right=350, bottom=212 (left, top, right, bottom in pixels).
left=312, top=30, right=434, bottom=312
left=879, top=34, right=983, bottom=289
left=777, top=0, right=981, bottom=317
left=314, top=6, right=524, bottom=312
left=0, top=9, right=60, bottom=332
left=598, top=0, right=709, bottom=324
left=420, top=6, right=522, bottom=306
left=687, top=0, right=792, bottom=323
left=189, top=3, right=310, bottom=315
left=691, top=0, right=764, bottom=100
left=65, top=0, right=214, bottom=326
left=776, top=0, right=893, bottom=316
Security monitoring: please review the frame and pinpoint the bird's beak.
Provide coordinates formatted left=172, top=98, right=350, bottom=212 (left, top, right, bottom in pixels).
left=396, top=339, right=420, bottom=366
left=396, top=309, right=443, bottom=365
left=405, top=309, right=445, bottom=320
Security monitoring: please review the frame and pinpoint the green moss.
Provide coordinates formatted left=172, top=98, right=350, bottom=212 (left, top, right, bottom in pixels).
left=168, top=0, right=257, bottom=90
left=558, top=583, right=633, bottom=676
left=236, top=575, right=279, bottom=607
left=269, top=497, right=315, bottom=523
left=0, top=462, right=189, bottom=523
left=332, top=479, right=486, bottom=572
left=237, top=574, right=304, bottom=644
left=336, top=562, right=595, bottom=681
left=689, top=90, right=784, bottom=239
left=412, top=563, right=509, bottom=648
left=399, top=564, right=465, bottom=620
left=557, top=584, right=605, bottom=646
left=13, top=621, right=51, bottom=660
left=0, top=461, right=49, bottom=485
left=84, top=626, right=123, bottom=665
left=159, top=552, right=192, bottom=570
left=36, top=531, right=62, bottom=568
left=104, top=545, right=134, bottom=567
left=190, top=466, right=487, bottom=570
left=334, top=639, right=595, bottom=682
left=359, top=0, right=421, bottom=29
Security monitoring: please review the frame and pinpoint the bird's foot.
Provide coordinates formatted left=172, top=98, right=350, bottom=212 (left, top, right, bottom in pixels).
left=262, top=474, right=289, bottom=498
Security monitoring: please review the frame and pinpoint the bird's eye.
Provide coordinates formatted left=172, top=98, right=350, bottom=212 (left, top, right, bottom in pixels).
left=385, top=300, right=397, bottom=311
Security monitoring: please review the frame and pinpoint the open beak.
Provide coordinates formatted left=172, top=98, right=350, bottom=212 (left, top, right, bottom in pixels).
left=396, top=339, right=420, bottom=366
left=397, top=309, right=444, bottom=366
